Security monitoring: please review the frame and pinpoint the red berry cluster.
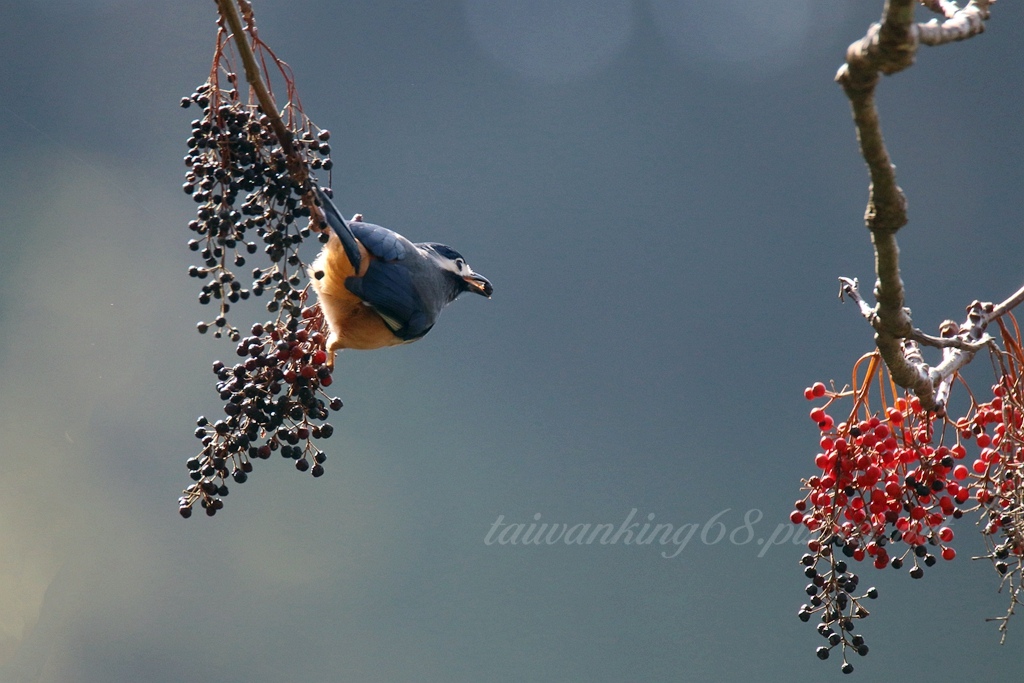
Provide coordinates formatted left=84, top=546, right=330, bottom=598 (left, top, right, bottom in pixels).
left=953, top=380, right=1024, bottom=639
left=179, top=306, right=342, bottom=517
left=795, top=369, right=1024, bottom=667
left=794, top=381, right=952, bottom=672
left=794, top=388, right=962, bottom=569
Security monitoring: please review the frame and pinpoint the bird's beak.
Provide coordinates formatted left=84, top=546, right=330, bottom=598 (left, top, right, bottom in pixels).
left=464, top=273, right=493, bottom=298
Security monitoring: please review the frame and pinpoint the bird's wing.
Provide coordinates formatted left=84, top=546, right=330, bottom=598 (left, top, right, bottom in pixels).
left=345, top=260, right=434, bottom=341
left=314, top=186, right=362, bottom=273
left=348, top=222, right=408, bottom=262
left=320, top=193, right=426, bottom=339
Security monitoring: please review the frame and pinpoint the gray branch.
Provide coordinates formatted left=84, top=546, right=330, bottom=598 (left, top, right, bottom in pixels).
left=833, top=0, right=997, bottom=411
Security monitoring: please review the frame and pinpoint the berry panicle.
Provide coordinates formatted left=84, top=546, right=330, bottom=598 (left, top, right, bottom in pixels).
left=179, top=307, right=342, bottom=517
left=795, top=347, right=1024, bottom=667
left=179, top=4, right=340, bottom=518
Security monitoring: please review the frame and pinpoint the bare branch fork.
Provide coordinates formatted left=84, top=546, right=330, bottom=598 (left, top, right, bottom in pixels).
left=834, top=0, right=1011, bottom=413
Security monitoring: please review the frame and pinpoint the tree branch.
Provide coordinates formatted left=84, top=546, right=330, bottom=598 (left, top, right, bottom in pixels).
left=215, top=0, right=296, bottom=162
left=985, top=282, right=1024, bottom=324
left=918, top=0, right=991, bottom=45
left=214, top=0, right=324, bottom=226
left=833, top=0, right=997, bottom=411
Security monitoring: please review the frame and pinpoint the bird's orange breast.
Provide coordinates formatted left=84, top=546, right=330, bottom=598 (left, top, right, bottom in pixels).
left=310, top=234, right=404, bottom=361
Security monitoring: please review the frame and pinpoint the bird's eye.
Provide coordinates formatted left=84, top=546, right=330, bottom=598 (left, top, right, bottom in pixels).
left=455, top=259, right=465, bottom=270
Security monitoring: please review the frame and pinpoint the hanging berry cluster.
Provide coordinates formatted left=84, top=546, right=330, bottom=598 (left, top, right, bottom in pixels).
left=181, top=68, right=331, bottom=340
left=178, top=2, right=341, bottom=517
left=794, top=331, right=1024, bottom=671
left=966, top=329, right=1024, bottom=640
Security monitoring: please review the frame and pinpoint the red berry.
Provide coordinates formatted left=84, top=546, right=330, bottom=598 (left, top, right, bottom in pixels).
left=312, top=349, right=327, bottom=365
left=939, top=527, right=954, bottom=543
left=811, top=382, right=826, bottom=398
left=790, top=511, right=804, bottom=524
left=810, top=407, right=826, bottom=423
left=804, top=387, right=815, bottom=400
left=942, top=547, right=956, bottom=561
left=952, top=464, right=968, bottom=480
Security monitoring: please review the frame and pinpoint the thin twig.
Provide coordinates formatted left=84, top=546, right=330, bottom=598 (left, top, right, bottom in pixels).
left=838, top=277, right=878, bottom=323
left=907, top=328, right=991, bottom=351
left=986, top=283, right=1024, bottom=324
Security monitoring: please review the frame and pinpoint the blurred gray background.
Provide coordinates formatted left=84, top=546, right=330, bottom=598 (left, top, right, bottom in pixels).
left=0, top=1, right=1021, bottom=681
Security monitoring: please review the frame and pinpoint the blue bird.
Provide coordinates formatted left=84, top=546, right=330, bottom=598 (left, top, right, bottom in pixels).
left=310, top=186, right=492, bottom=366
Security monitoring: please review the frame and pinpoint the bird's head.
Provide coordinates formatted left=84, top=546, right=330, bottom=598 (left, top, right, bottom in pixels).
left=422, top=243, right=493, bottom=298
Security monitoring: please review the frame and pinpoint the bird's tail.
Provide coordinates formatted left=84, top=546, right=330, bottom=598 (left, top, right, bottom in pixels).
left=314, top=186, right=362, bottom=273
